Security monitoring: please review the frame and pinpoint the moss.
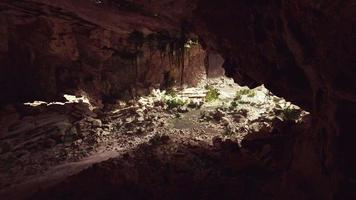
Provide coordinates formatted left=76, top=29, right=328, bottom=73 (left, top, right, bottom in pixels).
left=205, top=85, right=220, bottom=102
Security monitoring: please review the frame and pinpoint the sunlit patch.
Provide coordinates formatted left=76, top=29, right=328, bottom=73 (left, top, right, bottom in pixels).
left=24, top=93, right=95, bottom=110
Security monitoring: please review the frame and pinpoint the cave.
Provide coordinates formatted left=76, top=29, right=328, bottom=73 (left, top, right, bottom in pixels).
left=1, top=1, right=356, bottom=200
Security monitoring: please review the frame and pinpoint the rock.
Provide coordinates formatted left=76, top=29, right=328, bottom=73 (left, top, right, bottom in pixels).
left=212, top=136, right=223, bottom=148
left=79, top=131, right=90, bottom=138
left=102, top=125, right=111, bottom=131
left=75, top=120, right=92, bottom=132
left=0, top=141, right=11, bottom=154
left=55, top=122, right=72, bottom=132
left=237, top=109, right=249, bottom=117
left=136, top=108, right=145, bottom=117
left=260, top=144, right=272, bottom=157
left=137, top=117, right=145, bottom=122
left=116, top=101, right=127, bottom=108
left=187, top=100, right=203, bottom=109
left=213, top=109, right=226, bottom=121
left=225, top=123, right=237, bottom=135
left=63, top=134, right=76, bottom=146
left=135, top=127, right=145, bottom=134
left=232, top=114, right=245, bottom=123
left=44, top=138, right=57, bottom=148
left=91, top=119, right=102, bottom=127
left=221, top=117, right=231, bottom=126
left=25, top=142, right=38, bottom=150
left=221, top=139, right=240, bottom=152
left=125, top=117, right=134, bottom=123
left=3, top=121, right=36, bottom=139
left=73, top=139, right=83, bottom=146
left=249, top=122, right=271, bottom=133
left=67, top=127, right=78, bottom=135
left=126, top=131, right=134, bottom=135
left=153, top=100, right=165, bottom=108
left=177, top=106, right=189, bottom=113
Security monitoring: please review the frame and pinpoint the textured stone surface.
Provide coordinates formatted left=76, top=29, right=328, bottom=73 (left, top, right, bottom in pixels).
left=0, top=0, right=205, bottom=105
left=192, top=1, right=356, bottom=199
left=1, top=0, right=356, bottom=199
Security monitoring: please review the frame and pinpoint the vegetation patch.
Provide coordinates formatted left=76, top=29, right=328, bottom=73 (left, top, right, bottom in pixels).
left=165, top=88, right=178, bottom=97
left=235, top=88, right=256, bottom=100
left=205, top=85, right=220, bottom=102
left=165, top=97, right=187, bottom=109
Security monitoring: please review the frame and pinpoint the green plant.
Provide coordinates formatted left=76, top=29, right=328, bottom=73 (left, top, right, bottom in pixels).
left=165, top=88, right=178, bottom=97
left=247, top=91, right=256, bottom=97
left=237, top=100, right=250, bottom=104
left=205, top=85, right=220, bottom=102
left=165, top=97, right=187, bottom=109
left=230, top=101, right=239, bottom=109
left=235, top=88, right=256, bottom=99
left=281, top=106, right=302, bottom=121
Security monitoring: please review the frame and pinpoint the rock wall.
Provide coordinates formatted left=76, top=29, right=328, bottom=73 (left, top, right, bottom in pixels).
left=192, top=0, right=356, bottom=199
left=205, top=52, right=225, bottom=79
left=1, top=0, right=356, bottom=199
left=0, top=0, right=205, bottom=105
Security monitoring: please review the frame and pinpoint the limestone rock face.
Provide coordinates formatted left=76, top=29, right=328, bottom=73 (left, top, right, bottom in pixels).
left=0, top=0, right=205, bottom=104
left=1, top=0, right=356, bottom=199
left=192, top=1, right=356, bottom=199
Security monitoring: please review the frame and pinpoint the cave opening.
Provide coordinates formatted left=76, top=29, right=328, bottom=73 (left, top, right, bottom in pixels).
left=0, top=48, right=309, bottom=199
left=1, top=0, right=355, bottom=199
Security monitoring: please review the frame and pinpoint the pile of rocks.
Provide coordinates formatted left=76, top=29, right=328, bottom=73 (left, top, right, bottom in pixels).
left=0, top=106, right=105, bottom=185
left=105, top=105, right=168, bottom=135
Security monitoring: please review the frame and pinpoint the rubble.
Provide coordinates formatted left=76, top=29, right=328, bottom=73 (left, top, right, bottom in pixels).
left=0, top=78, right=309, bottom=194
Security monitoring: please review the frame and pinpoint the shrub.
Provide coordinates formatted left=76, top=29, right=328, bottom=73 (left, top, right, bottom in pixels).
left=205, top=85, right=220, bottom=102
left=165, top=97, right=186, bottom=109
left=235, top=88, right=255, bottom=99
left=230, top=101, right=239, bottom=109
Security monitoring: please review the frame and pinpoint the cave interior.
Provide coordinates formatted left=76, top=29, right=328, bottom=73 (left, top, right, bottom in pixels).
left=0, top=0, right=356, bottom=200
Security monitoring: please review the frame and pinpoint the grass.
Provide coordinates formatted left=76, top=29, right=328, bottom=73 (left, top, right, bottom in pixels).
left=205, top=85, right=220, bottom=102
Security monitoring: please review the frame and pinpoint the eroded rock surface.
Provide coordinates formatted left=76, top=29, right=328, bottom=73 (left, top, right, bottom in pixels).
left=1, top=0, right=356, bottom=199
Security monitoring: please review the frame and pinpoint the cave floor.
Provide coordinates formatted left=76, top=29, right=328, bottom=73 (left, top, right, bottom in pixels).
left=0, top=78, right=308, bottom=200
